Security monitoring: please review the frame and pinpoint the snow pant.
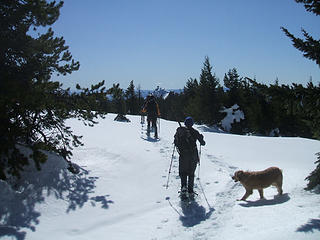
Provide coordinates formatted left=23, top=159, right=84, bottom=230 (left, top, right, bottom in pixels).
left=147, top=115, right=157, bottom=137
left=179, top=149, right=198, bottom=192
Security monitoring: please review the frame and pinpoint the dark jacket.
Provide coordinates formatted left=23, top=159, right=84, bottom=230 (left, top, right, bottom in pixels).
left=142, top=98, right=160, bottom=120
left=178, top=127, right=205, bottom=175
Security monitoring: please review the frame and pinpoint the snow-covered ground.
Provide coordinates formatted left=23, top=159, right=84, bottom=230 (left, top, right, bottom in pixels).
left=1, top=114, right=320, bottom=240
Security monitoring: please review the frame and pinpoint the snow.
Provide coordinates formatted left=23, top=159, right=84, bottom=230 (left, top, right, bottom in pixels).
left=220, top=104, right=245, bottom=131
left=1, top=113, right=320, bottom=240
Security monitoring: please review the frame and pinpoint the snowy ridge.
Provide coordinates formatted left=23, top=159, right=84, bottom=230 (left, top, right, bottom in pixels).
left=139, top=87, right=183, bottom=99
left=1, top=114, right=320, bottom=239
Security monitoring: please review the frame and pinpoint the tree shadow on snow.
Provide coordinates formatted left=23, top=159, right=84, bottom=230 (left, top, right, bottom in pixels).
left=0, top=151, right=113, bottom=240
left=90, top=195, right=114, bottom=209
left=197, top=125, right=225, bottom=134
left=0, top=226, right=26, bottom=240
left=296, top=218, right=320, bottom=233
left=239, top=193, right=290, bottom=207
left=179, top=200, right=214, bottom=227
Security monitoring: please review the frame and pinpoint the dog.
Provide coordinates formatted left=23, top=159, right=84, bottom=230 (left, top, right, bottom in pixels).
left=232, top=167, right=283, bottom=201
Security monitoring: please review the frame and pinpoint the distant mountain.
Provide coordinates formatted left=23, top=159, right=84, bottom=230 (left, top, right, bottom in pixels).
left=138, top=87, right=183, bottom=99
left=74, top=86, right=183, bottom=100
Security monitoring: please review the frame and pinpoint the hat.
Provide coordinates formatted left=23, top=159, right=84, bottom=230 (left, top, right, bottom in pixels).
left=184, top=117, right=194, bottom=127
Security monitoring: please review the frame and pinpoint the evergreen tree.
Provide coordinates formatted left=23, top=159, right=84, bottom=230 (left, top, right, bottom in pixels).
left=299, top=81, right=320, bottom=139
left=305, top=152, right=320, bottom=190
left=183, top=78, right=201, bottom=122
left=281, top=0, right=320, bottom=67
left=137, top=84, right=143, bottom=112
left=108, top=83, right=126, bottom=114
left=281, top=0, right=320, bottom=190
left=0, top=0, right=107, bottom=180
left=224, top=68, right=241, bottom=90
left=184, top=78, right=199, bottom=98
left=223, top=68, right=244, bottom=107
left=166, top=92, right=185, bottom=121
left=222, top=68, right=246, bottom=133
left=125, top=80, right=138, bottom=115
left=194, top=56, right=223, bottom=124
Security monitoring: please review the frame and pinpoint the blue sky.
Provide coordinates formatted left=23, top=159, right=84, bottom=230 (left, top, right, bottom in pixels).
left=51, top=0, right=320, bottom=90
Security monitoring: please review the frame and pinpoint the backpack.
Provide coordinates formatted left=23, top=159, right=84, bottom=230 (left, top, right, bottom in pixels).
left=146, top=99, right=157, bottom=116
left=174, top=126, right=195, bottom=154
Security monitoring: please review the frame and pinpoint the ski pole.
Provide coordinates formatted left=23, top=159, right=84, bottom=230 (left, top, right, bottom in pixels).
left=196, top=145, right=213, bottom=210
left=166, top=145, right=175, bottom=189
left=197, top=174, right=212, bottom=209
left=197, top=144, right=201, bottom=180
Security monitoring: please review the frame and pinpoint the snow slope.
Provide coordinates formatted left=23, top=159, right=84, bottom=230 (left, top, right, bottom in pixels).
left=1, top=114, right=320, bottom=240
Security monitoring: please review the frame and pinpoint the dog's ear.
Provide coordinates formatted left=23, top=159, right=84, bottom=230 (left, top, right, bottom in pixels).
left=236, top=170, right=244, bottom=181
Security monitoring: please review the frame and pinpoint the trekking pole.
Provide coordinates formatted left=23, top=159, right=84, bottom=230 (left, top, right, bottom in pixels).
left=196, top=144, right=212, bottom=209
left=166, top=145, right=176, bottom=189
left=198, top=174, right=212, bottom=209
left=197, top=144, right=201, bottom=180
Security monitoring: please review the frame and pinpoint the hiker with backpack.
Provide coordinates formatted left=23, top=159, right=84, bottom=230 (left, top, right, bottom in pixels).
left=174, top=116, right=205, bottom=197
left=141, top=95, right=160, bottom=138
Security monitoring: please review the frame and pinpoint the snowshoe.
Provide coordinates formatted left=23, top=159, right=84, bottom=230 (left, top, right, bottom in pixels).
left=187, top=191, right=198, bottom=201
left=179, top=187, right=189, bottom=201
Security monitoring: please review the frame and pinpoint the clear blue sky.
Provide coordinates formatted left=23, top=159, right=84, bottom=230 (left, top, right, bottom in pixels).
left=51, top=0, right=320, bottom=90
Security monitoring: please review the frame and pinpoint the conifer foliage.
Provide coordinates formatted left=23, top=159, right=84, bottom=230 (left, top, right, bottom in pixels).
left=281, top=0, right=320, bottom=190
left=305, top=152, right=320, bottom=190
left=184, top=56, right=224, bottom=125
left=281, top=0, right=320, bottom=67
left=125, top=80, right=139, bottom=115
left=0, top=0, right=107, bottom=180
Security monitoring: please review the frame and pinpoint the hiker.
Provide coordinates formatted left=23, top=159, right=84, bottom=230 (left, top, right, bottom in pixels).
left=141, top=95, right=160, bottom=138
left=174, top=116, right=205, bottom=195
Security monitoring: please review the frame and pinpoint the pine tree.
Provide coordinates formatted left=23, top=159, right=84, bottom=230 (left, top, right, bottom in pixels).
left=0, top=0, right=107, bottom=180
left=182, top=78, right=199, bottom=121
left=302, top=82, right=320, bottom=190
left=108, top=84, right=126, bottom=114
left=281, top=0, right=320, bottom=190
left=184, top=78, right=199, bottom=98
left=197, top=56, right=223, bottom=124
left=222, top=68, right=247, bottom=133
left=300, top=82, right=320, bottom=139
left=223, top=68, right=244, bottom=107
left=125, top=80, right=138, bottom=115
left=305, top=152, right=320, bottom=190
left=281, top=0, right=320, bottom=67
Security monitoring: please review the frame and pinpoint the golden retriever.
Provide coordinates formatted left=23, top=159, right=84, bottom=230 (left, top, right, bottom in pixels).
left=232, top=167, right=283, bottom=201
